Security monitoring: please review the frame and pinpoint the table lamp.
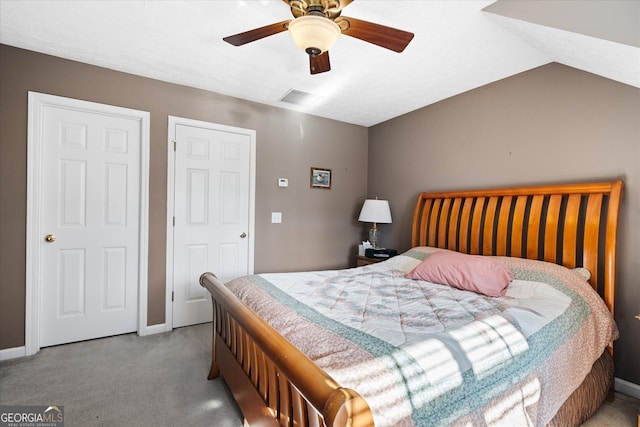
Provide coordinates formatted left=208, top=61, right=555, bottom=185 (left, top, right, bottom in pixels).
left=358, top=198, right=392, bottom=249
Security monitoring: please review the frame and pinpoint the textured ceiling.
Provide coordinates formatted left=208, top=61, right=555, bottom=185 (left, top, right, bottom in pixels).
left=1, top=0, right=638, bottom=127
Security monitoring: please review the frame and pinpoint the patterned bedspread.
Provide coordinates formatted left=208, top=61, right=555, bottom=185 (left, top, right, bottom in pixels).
left=225, top=247, right=618, bottom=426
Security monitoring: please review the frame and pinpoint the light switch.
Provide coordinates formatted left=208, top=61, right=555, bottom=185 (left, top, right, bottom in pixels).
left=271, top=212, right=282, bottom=223
left=278, top=178, right=288, bottom=187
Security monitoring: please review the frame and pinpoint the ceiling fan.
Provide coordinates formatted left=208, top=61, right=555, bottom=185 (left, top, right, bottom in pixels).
left=223, top=0, right=414, bottom=75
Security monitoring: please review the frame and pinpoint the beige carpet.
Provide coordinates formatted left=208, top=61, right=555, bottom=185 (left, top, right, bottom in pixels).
left=0, top=323, right=244, bottom=426
left=1, top=323, right=638, bottom=426
left=582, top=392, right=639, bottom=427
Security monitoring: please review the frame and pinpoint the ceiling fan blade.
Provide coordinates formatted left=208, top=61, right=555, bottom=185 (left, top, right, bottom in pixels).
left=223, top=20, right=290, bottom=46
left=338, top=16, right=414, bottom=52
left=310, top=52, right=331, bottom=75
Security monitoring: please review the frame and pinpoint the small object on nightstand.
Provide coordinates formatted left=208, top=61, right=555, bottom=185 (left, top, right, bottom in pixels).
left=358, top=241, right=372, bottom=256
left=356, top=248, right=397, bottom=267
left=365, top=248, right=397, bottom=259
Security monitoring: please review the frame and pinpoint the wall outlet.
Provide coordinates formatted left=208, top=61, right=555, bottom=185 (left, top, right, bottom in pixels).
left=271, top=212, right=282, bottom=223
left=278, top=178, right=288, bottom=187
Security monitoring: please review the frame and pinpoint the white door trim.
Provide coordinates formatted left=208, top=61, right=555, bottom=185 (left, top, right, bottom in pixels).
left=166, top=116, right=256, bottom=329
left=25, top=92, right=150, bottom=356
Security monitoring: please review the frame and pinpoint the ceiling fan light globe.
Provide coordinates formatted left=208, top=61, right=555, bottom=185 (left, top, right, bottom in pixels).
left=288, top=15, right=340, bottom=55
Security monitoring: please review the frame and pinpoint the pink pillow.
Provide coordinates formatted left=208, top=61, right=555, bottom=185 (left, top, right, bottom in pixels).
left=406, top=251, right=513, bottom=297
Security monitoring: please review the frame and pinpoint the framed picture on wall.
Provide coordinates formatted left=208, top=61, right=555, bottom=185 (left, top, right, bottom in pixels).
left=310, top=167, right=331, bottom=189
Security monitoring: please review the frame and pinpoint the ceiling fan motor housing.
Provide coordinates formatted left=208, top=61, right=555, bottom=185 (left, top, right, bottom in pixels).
left=289, top=1, right=344, bottom=20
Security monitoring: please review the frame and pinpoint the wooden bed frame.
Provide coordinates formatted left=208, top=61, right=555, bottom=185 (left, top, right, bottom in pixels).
left=200, top=180, right=623, bottom=427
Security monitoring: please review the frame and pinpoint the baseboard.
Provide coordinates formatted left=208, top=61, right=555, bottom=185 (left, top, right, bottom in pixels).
left=0, top=346, right=26, bottom=361
left=138, top=322, right=170, bottom=337
left=615, top=377, right=640, bottom=400
left=1, top=325, right=170, bottom=360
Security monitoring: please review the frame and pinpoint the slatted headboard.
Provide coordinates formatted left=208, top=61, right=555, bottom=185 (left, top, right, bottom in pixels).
left=411, top=181, right=623, bottom=316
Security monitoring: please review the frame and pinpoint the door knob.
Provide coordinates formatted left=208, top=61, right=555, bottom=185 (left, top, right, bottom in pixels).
left=45, top=234, right=56, bottom=243
left=240, top=232, right=247, bottom=238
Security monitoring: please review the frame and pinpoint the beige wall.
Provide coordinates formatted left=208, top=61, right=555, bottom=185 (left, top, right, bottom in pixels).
left=368, top=63, right=640, bottom=384
left=0, top=44, right=368, bottom=349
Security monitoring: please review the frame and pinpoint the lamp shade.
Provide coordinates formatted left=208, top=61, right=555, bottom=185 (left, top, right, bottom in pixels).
left=358, top=199, right=392, bottom=224
left=288, top=15, right=341, bottom=56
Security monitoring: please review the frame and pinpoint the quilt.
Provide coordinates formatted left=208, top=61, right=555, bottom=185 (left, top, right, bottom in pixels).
left=224, top=247, right=617, bottom=426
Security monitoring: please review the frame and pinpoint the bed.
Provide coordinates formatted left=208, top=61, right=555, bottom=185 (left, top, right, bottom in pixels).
left=199, top=180, right=623, bottom=426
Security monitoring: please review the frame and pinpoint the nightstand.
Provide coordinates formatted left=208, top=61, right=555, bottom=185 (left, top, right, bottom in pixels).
left=356, top=255, right=385, bottom=267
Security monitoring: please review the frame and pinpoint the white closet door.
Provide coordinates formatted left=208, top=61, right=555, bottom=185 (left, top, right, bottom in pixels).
left=38, top=101, right=143, bottom=347
left=171, top=121, right=253, bottom=328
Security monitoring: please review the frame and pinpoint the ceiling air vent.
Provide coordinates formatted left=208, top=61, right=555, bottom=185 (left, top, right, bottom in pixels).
left=279, top=89, right=320, bottom=106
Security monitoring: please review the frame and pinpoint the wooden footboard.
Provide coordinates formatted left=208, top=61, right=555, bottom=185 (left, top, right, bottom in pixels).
left=200, top=272, right=374, bottom=427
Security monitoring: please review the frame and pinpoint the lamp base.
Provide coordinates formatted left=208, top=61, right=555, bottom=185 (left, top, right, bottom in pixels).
left=369, top=227, right=381, bottom=249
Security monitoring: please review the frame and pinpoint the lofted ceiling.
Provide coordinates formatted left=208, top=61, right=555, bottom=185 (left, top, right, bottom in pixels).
left=0, top=0, right=638, bottom=127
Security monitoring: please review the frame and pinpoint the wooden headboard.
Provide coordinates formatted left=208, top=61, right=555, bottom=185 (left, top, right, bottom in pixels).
left=411, top=181, right=623, bottom=316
